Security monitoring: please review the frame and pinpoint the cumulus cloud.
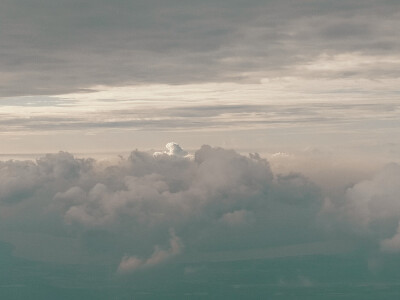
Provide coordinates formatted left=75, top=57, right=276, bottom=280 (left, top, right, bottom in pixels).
left=219, top=210, right=254, bottom=227
left=381, top=223, right=400, bottom=253
left=0, top=143, right=324, bottom=270
left=321, top=163, right=400, bottom=251
left=344, top=163, right=400, bottom=228
left=118, top=229, right=182, bottom=273
left=153, top=142, right=191, bottom=158
left=1, top=141, right=400, bottom=280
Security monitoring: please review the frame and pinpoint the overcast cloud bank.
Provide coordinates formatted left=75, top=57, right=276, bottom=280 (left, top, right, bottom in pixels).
left=1, top=0, right=399, bottom=96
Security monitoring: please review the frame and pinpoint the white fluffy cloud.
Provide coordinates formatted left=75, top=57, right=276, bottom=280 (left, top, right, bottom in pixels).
left=153, top=142, right=190, bottom=158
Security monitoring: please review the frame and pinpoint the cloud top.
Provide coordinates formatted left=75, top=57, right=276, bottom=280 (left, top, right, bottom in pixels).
left=153, top=142, right=191, bottom=158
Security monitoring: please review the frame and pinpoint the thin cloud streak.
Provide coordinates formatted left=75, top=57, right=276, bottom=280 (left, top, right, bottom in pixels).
left=0, top=102, right=398, bottom=133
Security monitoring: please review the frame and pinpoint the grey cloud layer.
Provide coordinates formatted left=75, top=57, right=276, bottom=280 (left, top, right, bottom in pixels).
left=2, top=102, right=399, bottom=133
left=1, top=144, right=400, bottom=275
left=1, top=0, right=399, bottom=96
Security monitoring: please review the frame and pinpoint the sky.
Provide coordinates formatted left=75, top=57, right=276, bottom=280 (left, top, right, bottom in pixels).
left=0, top=0, right=399, bottom=157
left=1, top=0, right=400, bottom=299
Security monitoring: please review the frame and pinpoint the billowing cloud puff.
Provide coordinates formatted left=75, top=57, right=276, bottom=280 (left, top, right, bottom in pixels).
left=165, top=142, right=187, bottom=156
left=322, top=163, right=400, bottom=251
left=220, top=210, right=254, bottom=227
left=153, top=142, right=192, bottom=159
left=345, top=163, right=400, bottom=229
left=118, top=229, right=182, bottom=274
left=0, top=143, right=323, bottom=271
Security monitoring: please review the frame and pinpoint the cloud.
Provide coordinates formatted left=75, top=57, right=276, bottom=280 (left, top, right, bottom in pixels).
left=344, top=163, right=400, bottom=229
left=1, top=0, right=399, bottom=96
left=117, top=229, right=182, bottom=273
left=1, top=141, right=400, bottom=282
left=1, top=142, right=400, bottom=298
left=2, top=96, right=398, bottom=142
left=381, top=223, right=400, bottom=252
left=153, top=142, right=191, bottom=158
left=220, top=210, right=254, bottom=226
left=0, top=143, right=324, bottom=269
left=322, top=163, right=400, bottom=251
